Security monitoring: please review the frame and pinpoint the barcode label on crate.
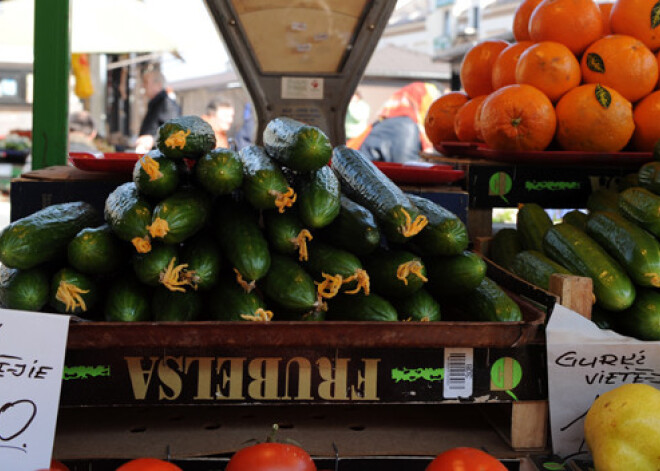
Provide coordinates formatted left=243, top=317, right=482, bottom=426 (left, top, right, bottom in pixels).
left=443, top=348, right=474, bottom=399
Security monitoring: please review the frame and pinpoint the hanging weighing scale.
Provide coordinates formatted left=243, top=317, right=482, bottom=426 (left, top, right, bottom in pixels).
left=204, top=0, right=398, bottom=145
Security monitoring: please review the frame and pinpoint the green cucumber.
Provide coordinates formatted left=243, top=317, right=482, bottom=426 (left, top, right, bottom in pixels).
left=132, top=244, right=178, bottom=286
left=179, top=232, right=222, bottom=290
left=149, top=188, right=211, bottom=244
left=320, top=195, right=381, bottom=256
left=240, top=145, right=296, bottom=211
left=263, top=117, right=332, bottom=172
left=296, top=166, right=341, bottom=228
left=586, top=211, right=660, bottom=288
left=213, top=199, right=271, bottom=282
left=264, top=210, right=309, bottom=257
left=207, top=281, right=268, bottom=321
left=0, top=201, right=99, bottom=269
left=453, top=277, right=522, bottom=322
left=105, top=182, right=153, bottom=253
left=157, top=115, right=215, bottom=160
left=425, top=251, right=487, bottom=296
left=151, top=287, right=201, bottom=321
left=543, top=223, right=635, bottom=311
left=133, top=150, right=180, bottom=200
left=49, top=267, right=98, bottom=316
left=618, top=186, right=660, bottom=237
left=616, top=288, right=660, bottom=340
left=510, top=250, right=571, bottom=290
left=562, top=210, right=588, bottom=231
left=591, top=305, right=616, bottom=330
left=587, top=188, right=619, bottom=214
left=195, top=147, right=244, bottom=195
left=261, top=254, right=318, bottom=312
left=405, top=194, right=468, bottom=256
left=331, top=145, right=424, bottom=244
left=326, top=292, right=398, bottom=321
left=67, top=224, right=126, bottom=275
left=0, top=265, right=50, bottom=311
left=365, top=250, right=427, bottom=298
left=637, top=162, right=660, bottom=195
left=104, top=275, right=151, bottom=322
left=304, top=241, right=363, bottom=279
left=489, top=228, right=523, bottom=271
left=393, top=288, right=441, bottom=321
left=517, top=203, right=552, bottom=251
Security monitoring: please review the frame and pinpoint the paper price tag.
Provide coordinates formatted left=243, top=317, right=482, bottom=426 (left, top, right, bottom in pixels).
left=0, top=309, right=70, bottom=470
left=547, top=305, right=660, bottom=457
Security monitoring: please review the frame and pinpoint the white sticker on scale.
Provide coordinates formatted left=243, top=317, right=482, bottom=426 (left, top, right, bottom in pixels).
left=443, top=348, right=474, bottom=399
left=281, top=77, right=324, bottom=100
left=0, top=309, right=70, bottom=471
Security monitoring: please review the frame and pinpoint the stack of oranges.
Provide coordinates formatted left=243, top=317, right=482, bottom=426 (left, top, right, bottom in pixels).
left=424, top=0, right=660, bottom=153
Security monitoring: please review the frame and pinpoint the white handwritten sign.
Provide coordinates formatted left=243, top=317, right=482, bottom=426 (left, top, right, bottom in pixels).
left=547, top=305, right=660, bottom=458
left=0, top=309, right=70, bottom=470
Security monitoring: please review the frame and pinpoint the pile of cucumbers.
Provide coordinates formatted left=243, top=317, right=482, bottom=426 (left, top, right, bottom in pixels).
left=490, top=150, right=660, bottom=340
left=0, top=114, right=523, bottom=323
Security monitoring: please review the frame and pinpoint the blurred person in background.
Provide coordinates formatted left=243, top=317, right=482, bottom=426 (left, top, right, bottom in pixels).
left=348, top=82, right=440, bottom=163
left=201, top=99, right=235, bottom=149
left=233, top=102, right=256, bottom=150
left=345, top=90, right=370, bottom=140
left=68, top=110, right=100, bottom=154
left=135, top=69, right=181, bottom=152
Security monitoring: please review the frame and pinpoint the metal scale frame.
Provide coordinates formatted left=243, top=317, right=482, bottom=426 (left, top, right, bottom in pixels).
left=204, top=0, right=398, bottom=146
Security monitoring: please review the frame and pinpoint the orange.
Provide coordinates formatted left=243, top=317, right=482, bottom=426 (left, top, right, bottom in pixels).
left=424, top=92, right=469, bottom=145
left=632, top=91, right=660, bottom=151
left=515, top=41, right=582, bottom=102
left=513, top=0, right=544, bottom=41
left=473, top=98, right=487, bottom=142
left=492, top=41, right=534, bottom=89
left=581, top=34, right=658, bottom=102
left=116, top=458, right=183, bottom=471
left=480, top=84, right=557, bottom=151
left=529, top=0, right=604, bottom=55
left=454, top=95, right=488, bottom=142
left=555, top=83, right=634, bottom=151
left=460, top=40, right=510, bottom=98
left=657, top=49, right=660, bottom=88
left=599, top=2, right=614, bottom=35
left=610, top=0, right=660, bottom=51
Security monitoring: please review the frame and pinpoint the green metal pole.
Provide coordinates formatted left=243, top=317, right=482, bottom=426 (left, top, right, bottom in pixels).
left=32, top=0, right=70, bottom=170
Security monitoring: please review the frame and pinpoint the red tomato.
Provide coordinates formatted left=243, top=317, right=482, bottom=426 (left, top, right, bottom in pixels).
left=115, top=457, right=182, bottom=470
left=226, top=442, right=317, bottom=471
left=426, top=448, right=507, bottom=471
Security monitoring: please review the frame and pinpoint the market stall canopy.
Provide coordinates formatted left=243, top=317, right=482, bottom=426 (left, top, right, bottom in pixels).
left=0, top=0, right=177, bottom=54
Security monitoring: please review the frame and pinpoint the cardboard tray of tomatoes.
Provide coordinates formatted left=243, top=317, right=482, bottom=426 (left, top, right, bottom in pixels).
left=435, top=141, right=654, bottom=167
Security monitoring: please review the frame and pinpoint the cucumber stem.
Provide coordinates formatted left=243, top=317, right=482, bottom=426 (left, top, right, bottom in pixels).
left=234, top=268, right=256, bottom=293
left=270, top=187, right=297, bottom=213
left=140, top=154, right=163, bottom=181
left=164, top=129, right=191, bottom=150
left=131, top=236, right=152, bottom=254
left=397, top=261, right=428, bottom=286
left=293, top=229, right=313, bottom=261
left=240, top=308, right=274, bottom=322
left=316, top=273, right=344, bottom=299
left=343, top=269, right=370, bottom=295
left=56, top=281, right=90, bottom=313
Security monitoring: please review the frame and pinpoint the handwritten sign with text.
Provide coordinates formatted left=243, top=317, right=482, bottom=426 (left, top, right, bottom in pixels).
left=547, top=305, right=660, bottom=458
left=0, top=309, right=69, bottom=470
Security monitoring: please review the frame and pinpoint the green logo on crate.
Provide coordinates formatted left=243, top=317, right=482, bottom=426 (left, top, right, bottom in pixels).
left=391, top=367, right=444, bottom=383
left=63, top=365, right=111, bottom=380
left=488, top=172, right=512, bottom=203
left=490, top=357, right=522, bottom=400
